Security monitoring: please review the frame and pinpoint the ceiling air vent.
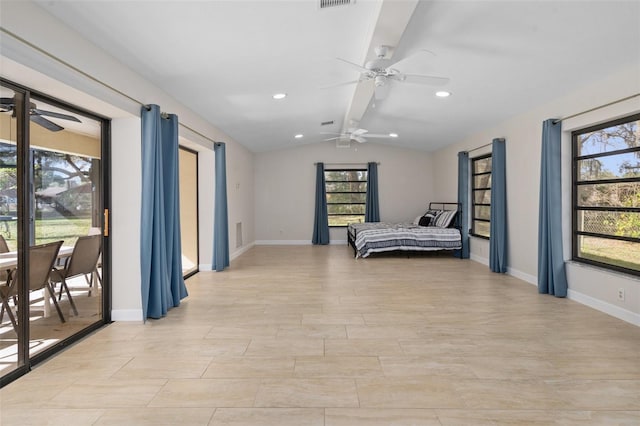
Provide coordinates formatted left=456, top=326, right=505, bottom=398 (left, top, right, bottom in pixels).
left=319, top=0, right=354, bottom=9
left=321, top=120, right=334, bottom=126
left=336, top=137, right=351, bottom=148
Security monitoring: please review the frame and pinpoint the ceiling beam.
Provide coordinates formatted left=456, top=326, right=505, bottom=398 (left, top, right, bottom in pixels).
left=342, top=0, right=419, bottom=130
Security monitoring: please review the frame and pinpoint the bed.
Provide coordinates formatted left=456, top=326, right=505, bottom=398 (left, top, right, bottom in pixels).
left=347, top=202, right=463, bottom=258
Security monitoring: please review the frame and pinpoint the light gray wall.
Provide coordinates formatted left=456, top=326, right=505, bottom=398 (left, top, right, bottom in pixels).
left=1, top=1, right=255, bottom=320
left=3, top=1, right=636, bottom=325
left=254, top=141, right=436, bottom=243
left=431, top=65, right=640, bottom=325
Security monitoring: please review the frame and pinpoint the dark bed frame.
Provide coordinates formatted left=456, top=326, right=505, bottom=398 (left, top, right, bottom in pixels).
left=347, top=201, right=463, bottom=258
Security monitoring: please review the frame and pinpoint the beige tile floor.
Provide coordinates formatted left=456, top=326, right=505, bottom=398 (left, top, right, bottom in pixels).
left=1, top=245, right=639, bottom=425
left=0, top=275, right=103, bottom=375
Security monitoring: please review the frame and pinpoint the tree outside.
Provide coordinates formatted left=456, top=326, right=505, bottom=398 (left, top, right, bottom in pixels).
left=575, top=116, right=640, bottom=271
left=325, top=169, right=367, bottom=227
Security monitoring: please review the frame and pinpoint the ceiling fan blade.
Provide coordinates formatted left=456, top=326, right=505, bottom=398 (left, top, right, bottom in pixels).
left=0, top=98, right=15, bottom=113
left=32, top=109, right=81, bottom=122
left=335, top=57, right=371, bottom=74
left=30, top=115, right=64, bottom=132
left=351, top=128, right=368, bottom=136
left=320, top=79, right=361, bottom=90
left=323, top=136, right=341, bottom=141
left=363, top=133, right=393, bottom=138
left=353, top=136, right=367, bottom=143
left=0, top=97, right=15, bottom=107
left=386, top=48, right=436, bottom=68
left=400, top=74, right=450, bottom=86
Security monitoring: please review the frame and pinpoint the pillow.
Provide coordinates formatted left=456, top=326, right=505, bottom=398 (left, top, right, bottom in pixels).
left=413, top=215, right=422, bottom=225
left=418, top=215, right=432, bottom=227
left=433, top=210, right=457, bottom=228
left=423, top=209, right=440, bottom=217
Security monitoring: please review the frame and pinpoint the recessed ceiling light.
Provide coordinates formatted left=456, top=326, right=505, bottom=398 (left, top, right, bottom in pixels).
left=389, top=133, right=398, bottom=138
left=294, top=134, right=304, bottom=139
left=272, top=93, right=287, bottom=100
left=435, top=91, right=451, bottom=98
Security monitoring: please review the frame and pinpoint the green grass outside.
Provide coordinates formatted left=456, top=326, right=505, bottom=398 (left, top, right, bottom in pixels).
left=329, top=215, right=365, bottom=227
left=580, top=239, right=640, bottom=272
left=2, top=217, right=91, bottom=251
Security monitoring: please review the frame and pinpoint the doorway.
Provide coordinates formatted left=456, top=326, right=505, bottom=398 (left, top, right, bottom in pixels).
left=179, top=147, right=198, bottom=278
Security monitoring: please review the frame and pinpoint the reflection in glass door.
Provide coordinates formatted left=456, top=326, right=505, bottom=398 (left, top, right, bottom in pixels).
left=0, top=81, right=108, bottom=384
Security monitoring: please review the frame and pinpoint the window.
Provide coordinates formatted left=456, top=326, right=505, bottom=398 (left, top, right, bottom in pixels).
left=572, top=113, right=640, bottom=275
left=471, top=154, right=492, bottom=238
left=325, top=169, right=367, bottom=227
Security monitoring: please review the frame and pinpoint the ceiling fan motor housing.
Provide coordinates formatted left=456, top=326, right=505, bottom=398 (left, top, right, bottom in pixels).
left=365, top=58, right=391, bottom=73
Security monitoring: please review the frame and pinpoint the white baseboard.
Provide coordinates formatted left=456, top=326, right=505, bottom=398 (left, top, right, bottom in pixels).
left=231, top=242, right=255, bottom=261
left=470, top=253, right=488, bottom=266
left=111, top=309, right=143, bottom=322
left=507, top=267, right=537, bottom=286
left=469, top=254, right=638, bottom=327
left=255, top=240, right=311, bottom=245
left=568, top=289, right=640, bottom=326
left=507, top=265, right=639, bottom=326
left=196, top=243, right=256, bottom=271
left=255, top=240, right=349, bottom=246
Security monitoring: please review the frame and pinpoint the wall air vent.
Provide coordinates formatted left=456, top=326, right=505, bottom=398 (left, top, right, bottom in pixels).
left=321, top=120, right=334, bottom=126
left=319, top=0, right=354, bottom=9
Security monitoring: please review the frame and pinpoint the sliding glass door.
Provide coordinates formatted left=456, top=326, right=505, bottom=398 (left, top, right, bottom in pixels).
left=0, top=80, right=109, bottom=384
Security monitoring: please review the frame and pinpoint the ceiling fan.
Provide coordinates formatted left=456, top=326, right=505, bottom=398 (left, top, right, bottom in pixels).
left=0, top=97, right=81, bottom=132
left=322, top=127, right=396, bottom=144
left=323, top=45, right=450, bottom=100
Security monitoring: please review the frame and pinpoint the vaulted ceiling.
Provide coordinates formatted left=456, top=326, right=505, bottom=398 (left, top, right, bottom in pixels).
left=32, top=0, right=640, bottom=153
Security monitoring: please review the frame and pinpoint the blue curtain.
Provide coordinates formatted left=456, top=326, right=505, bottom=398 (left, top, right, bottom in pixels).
left=312, top=162, right=330, bottom=244
left=456, top=151, right=470, bottom=259
left=489, top=138, right=507, bottom=273
left=365, top=162, right=380, bottom=222
left=213, top=142, right=230, bottom=271
left=538, top=119, right=568, bottom=297
left=140, top=105, right=187, bottom=320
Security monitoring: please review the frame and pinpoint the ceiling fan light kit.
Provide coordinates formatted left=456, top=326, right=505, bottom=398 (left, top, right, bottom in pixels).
left=322, top=127, right=398, bottom=144
left=324, top=44, right=450, bottom=101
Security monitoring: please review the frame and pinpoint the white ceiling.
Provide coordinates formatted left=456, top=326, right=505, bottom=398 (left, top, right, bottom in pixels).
left=33, top=0, right=640, bottom=153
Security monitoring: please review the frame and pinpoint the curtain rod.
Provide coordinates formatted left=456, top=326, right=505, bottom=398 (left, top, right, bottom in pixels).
left=466, top=137, right=507, bottom=154
left=466, top=142, right=492, bottom=153
left=1, top=27, right=218, bottom=146
left=314, top=162, right=380, bottom=166
left=552, top=93, right=640, bottom=124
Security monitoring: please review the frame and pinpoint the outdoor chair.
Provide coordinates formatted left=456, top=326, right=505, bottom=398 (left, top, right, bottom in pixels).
left=50, top=234, right=101, bottom=310
left=86, top=227, right=103, bottom=293
left=0, top=234, right=9, bottom=253
left=0, top=240, right=65, bottom=333
left=0, top=234, right=11, bottom=283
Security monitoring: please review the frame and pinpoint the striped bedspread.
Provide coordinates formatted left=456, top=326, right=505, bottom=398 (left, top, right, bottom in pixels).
left=349, top=222, right=462, bottom=258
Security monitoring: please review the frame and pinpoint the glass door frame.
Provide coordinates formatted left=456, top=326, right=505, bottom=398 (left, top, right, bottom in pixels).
left=0, top=78, right=111, bottom=387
